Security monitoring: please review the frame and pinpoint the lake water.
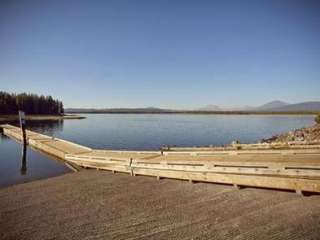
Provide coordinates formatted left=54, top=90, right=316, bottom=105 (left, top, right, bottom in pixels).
left=0, top=114, right=315, bottom=187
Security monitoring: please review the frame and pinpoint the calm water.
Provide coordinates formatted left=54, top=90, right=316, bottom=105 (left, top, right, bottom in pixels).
left=0, top=134, right=70, bottom=188
left=0, top=114, right=315, bottom=187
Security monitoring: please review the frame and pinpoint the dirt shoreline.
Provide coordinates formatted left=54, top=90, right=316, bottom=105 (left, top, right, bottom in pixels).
left=0, top=170, right=320, bottom=240
left=0, top=114, right=85, bottom=122
left=262, top=123, right=320, bottom=144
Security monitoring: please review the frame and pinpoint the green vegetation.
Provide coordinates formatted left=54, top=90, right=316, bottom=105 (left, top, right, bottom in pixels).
left=315, top=113, right=320, bottom=124
left=0, top=91, right=64, bottom=115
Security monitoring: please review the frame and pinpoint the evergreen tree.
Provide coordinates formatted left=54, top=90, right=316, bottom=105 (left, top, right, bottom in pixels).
left=0, top=91, right=64, bottom=115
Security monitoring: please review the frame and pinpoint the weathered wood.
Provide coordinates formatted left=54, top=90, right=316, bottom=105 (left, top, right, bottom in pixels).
left=130, top=162, right=320, bottom=178
left=164, top=149, right=320, bottom=156
left=132, top=168, right=320, bottom=192
left=18, top=112, right=28, bottom=175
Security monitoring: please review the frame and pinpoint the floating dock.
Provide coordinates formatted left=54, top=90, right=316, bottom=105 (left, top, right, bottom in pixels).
left=1, top=124, right=320, bottom=194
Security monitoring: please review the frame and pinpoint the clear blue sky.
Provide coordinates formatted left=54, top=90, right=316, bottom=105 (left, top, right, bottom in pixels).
left=0, top=0, right=319, bottom=109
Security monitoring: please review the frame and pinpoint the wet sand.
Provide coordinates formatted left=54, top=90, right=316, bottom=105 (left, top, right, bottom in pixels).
left=1, top=170, right=320, bottom=240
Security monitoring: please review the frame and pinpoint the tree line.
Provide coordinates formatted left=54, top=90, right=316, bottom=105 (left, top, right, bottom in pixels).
left=0, top=91, right=64, bottom=115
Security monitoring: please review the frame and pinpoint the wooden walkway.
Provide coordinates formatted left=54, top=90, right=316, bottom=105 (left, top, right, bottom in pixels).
left=1, top=124, right=320, bottom=194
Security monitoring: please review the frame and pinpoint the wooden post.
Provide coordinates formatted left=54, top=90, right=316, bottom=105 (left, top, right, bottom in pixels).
left=19, top=111, right=27, bottom=175
left=19, top=111, right=27, bottom=146
left=296, top=189, right=304, bottom=196
left=233, top=184, right=241, bottom=190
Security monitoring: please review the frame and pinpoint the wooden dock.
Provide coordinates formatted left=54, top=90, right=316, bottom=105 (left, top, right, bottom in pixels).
left=1, top=124, right=320, bottom=194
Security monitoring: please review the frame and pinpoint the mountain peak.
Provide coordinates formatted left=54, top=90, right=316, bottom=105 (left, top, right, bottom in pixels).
left=256, top=100, right=289, bottom=110
left=199, top=105, right=221, bottom=111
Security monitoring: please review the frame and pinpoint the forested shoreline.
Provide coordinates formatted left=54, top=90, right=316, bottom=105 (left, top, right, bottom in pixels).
left=0, top=91, right=64, bottom=115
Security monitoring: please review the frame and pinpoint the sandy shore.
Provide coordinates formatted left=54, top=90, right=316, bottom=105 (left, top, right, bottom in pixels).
left=0, top=114, right=85, bottom=122
left=1, top=170, right=320, bottom=240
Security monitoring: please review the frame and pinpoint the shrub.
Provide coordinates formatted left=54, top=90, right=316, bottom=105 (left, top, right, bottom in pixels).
left=315, top=113, right=320, bottom=124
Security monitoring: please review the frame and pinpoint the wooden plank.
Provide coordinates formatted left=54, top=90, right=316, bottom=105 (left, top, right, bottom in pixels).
left=167, top=143, right=320, bottom=151
left=67, top=160, right=130, bottom=173
left=139, top=154, right=320, bottom=165
left=131, top=168, right=320, bottom=193
left=130, top=162, right=320, bottom=178
left=66, top=155, right=130, bottom=166
left=164, top=149, right=320, bottom=156
left=78, top=150, right=160, bottom=160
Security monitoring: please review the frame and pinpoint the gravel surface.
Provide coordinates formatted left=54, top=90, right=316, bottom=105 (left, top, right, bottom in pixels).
left=1, top=170, right=320, bottom=240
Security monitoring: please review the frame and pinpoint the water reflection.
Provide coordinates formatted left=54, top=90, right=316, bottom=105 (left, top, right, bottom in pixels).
left=27, top=120, right=64, bottom=136
left=0, top=127, right=70, bottom=188
left=0, top=120, right=63, bottom=175
left=0, top=120, right=64, bottom=137
left=0, top=120, right=70, bottom=187
left=21, top=144, right=27, bottom=175
left=0, top=133, right=9, bottom=140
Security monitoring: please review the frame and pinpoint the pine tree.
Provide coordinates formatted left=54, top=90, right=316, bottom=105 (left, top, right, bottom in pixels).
left=0, top=91, right=64, bottom=115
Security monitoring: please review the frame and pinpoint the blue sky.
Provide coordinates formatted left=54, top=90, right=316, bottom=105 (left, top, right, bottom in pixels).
left=0, top=0, right=319, bottom=109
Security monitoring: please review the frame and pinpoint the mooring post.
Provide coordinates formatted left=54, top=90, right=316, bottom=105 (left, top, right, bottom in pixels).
left=233, top=184, right=241, bottom=190
left=19, top=111, right=27, bottom=175
left=19, top=111, right=27, bottom=146
left=296, top=189, right=305, bottom=196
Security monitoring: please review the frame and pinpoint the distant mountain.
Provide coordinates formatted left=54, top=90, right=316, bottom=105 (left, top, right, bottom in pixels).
left=66, top=101, right=320, bottom=114
left=198, top=101, right=289, bottom=111
left=265, top=101, right=320, bottom=112
left=65, top=107, right=173, bottom=113
left=254, top=100, right=289, bottom=110
left=198, top=105, right=222, bottom=111
left=198, top=100, right=320, bottom=112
